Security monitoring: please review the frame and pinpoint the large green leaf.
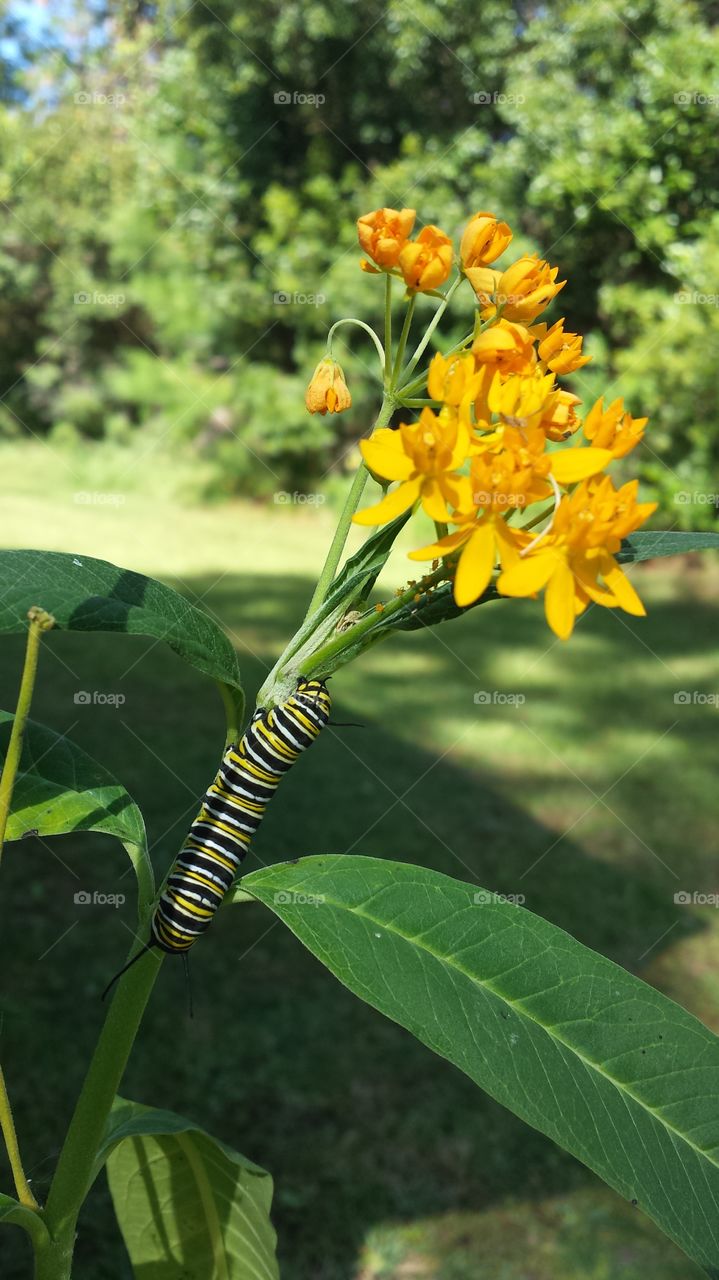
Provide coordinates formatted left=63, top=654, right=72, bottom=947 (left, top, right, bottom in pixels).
left=391, top=528, right=719, bottom=631
left=0, top=712, right=153, bottom=912
left=0, top=550, right=242, bottom=691
left=103, top=1097, right=279, bottom=1280
left=243, top=856, right=719, bottom=1277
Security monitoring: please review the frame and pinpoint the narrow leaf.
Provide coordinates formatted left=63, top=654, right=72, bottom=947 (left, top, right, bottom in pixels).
left=103, top=1097, right=278, bottom=1280
left=243, top=856, right=719, bottom=1277
left=0, top=550, right=242, bottom=692
left=0, top=1192, right=49, bottom=1245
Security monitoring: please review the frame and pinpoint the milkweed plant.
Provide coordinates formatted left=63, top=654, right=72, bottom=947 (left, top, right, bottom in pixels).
left=1, top=205, right=718, bottom=1280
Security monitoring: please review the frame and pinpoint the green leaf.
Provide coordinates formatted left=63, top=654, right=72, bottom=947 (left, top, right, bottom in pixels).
left=243, top=856, right=719, bottom=1278
left=0, top=550, right=242, bottom=691
left=0, top=1193, right=49, bottom=1245
left=616, top=530, right=719, bottom=564
left=103, top=1097, right=279, bottom=1280
left=0, top=712, right=153, bottom=913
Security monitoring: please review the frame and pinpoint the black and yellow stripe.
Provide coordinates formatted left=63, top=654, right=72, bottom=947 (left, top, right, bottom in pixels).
left=150, top=677, right=331, bottom=954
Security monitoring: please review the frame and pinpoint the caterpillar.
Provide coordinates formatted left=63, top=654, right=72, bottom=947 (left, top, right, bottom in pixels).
left=102, top=678, right=331, bottom=997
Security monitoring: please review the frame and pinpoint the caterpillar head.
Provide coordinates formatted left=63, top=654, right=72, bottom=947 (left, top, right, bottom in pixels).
left=293, top=677, right=332, bottom=724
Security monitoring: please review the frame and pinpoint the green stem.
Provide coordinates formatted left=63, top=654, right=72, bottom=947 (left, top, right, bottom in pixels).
left=0, top=607, right=54, bottom=864
left=399, top=274, right=463, bottom=382
left=0, top=1065, right=39, bottom=1210
left=327, top=318, right=385, bottom=372
left=38, top=949, right=163, bottom=1279
left=217, top=680, right=245, bottom=747
left=391, top=295, right=416, bottom=385
left=303, top=396, right=396, bottom=619
left=304, top=562, right=448, bottom=676
left=384, top=274, right=392, bottom=386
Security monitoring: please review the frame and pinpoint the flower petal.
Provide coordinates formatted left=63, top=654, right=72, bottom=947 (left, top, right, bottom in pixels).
left=544, top=559, right=576, bottom=639
left=353, top=479, right=420, bottom=526
left=550, top=448, right=613, bottom=485
left=497, top=550, right=558, bottom=597
left=408, top=529, right=469, bottom=561
left=454, top=523, right=497, bottom=607
left=360, top=432, right=414, bottom=482
left=602, top=557, right=647, bottom=617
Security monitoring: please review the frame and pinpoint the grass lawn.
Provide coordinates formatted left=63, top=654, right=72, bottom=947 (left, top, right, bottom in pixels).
left=0, top=444, right=717, bottom=1279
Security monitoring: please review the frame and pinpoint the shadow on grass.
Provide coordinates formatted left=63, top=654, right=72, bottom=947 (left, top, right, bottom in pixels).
left=0, top=567, right=715, bottom=1280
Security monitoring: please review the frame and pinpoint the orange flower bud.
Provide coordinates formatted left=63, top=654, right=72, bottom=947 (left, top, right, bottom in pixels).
left=357, top=207, right=416, bottom=269
left=536, top=318, right=591, bottom=374
left=460, top=211, right=513, bottom=269
left=467, top=254, right=565, bottom=323
left=472, top=319, right=536, bottom=376
left=399, top=225, right=454, bottom=292
left=305, top=356, right=352, bottom=415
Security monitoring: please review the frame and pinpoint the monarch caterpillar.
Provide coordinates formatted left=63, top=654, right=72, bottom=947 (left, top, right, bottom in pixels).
left=102, top=678, right=331, bottom=997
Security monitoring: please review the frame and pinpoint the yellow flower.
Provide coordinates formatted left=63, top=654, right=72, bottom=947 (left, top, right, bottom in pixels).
left=409, top=449, right=537, bottom=606
left=427, top=352, right=482, bottom=415
left=399, top=225, right=454, bottom=292
left=535, top=318, right=591, bottom=374
left=357, top=207, right=416, bottom=268
left=472, top=319, right=536, bottom=376
left=582, top=396, right=648, bottom=459
left=305, top=356, right=352, bottom=415
left=538, top=387, right=582, bottom=441
left=354, top=410, right=472, bottom=525
left=460, top=211, right=513, bottom=269
left=497, top=476, right=657, bottom=639
left=467, top=254, right=565, bottom=323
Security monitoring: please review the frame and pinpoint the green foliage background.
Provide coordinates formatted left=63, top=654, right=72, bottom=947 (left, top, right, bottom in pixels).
left=1, top=0, right=718, bottom=520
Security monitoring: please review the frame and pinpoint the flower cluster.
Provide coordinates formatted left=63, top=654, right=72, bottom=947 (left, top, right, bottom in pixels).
left=350, top=206, right=655, bottom=640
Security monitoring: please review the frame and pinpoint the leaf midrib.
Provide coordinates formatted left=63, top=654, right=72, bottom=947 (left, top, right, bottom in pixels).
left=277, top=886, right=719, bottom=1173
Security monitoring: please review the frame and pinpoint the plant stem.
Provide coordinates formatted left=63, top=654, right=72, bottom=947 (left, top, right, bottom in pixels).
left=391, top=295, right=416, bottom=385
left=0, top=608, right=54, bottom=865
left=37, top=949, right=163, bottom=1279
left=217, top=680, right=245, bottom=747
left=384, top=274, right=392, bottom=386
left=304, top=397, right=396, bottom=618
left=399, top=274, right=463, bottom=381
left=327, top=318, right=385, bottom=371
left=0, top=1065, right=39, bottom=1210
